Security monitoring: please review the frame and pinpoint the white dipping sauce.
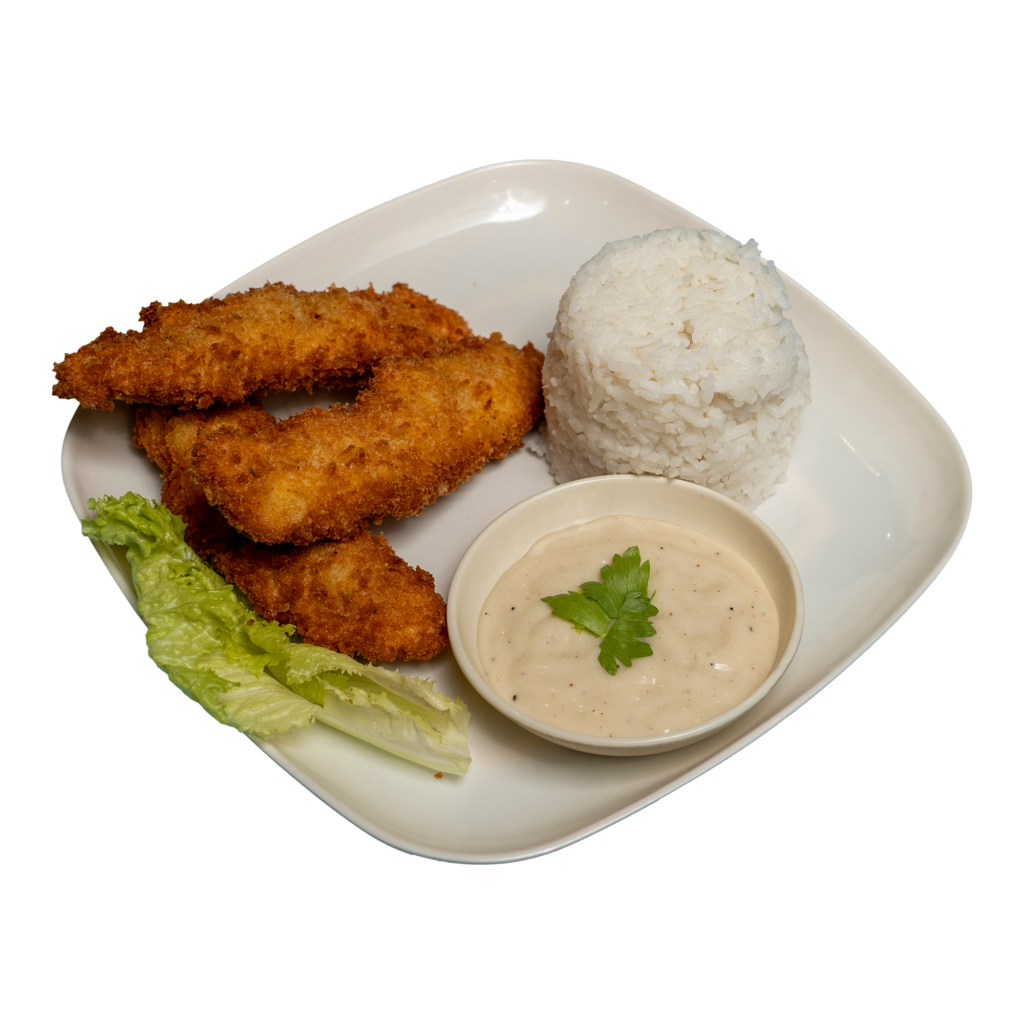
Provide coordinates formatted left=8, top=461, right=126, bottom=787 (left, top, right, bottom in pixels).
left=478, top=515, right=779, bottom=737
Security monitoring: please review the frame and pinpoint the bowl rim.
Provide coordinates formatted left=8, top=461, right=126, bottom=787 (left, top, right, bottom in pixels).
left=448, top=474, right=806, bottom=754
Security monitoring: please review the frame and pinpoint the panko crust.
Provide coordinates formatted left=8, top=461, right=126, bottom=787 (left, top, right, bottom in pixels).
left=132, top=404, right=449, bottom=663
left=192, top=335, right=545, bottom=546
left=212, top=533, right=448, bottom=664
left=57, top=282, right=473, bottom=410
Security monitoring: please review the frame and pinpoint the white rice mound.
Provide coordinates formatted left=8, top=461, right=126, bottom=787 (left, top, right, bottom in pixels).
left=543, top=228, right=811, bottom=509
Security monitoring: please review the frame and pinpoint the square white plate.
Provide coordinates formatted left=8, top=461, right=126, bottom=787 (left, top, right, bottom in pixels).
left=61, top=160, right=970, bottom=863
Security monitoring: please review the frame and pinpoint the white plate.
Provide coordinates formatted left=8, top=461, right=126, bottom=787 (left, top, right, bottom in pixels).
left=61, top=160, right=971, bottom=863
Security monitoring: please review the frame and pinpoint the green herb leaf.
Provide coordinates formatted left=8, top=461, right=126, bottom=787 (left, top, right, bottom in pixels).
left=541, top=546, right=658, bottom=675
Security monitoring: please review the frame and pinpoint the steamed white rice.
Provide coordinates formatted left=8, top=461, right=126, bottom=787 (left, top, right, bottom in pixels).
left=543, top=228, right=811, bottom=509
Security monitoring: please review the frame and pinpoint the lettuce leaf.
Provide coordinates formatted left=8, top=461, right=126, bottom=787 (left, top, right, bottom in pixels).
left=82, top=493, right=470, bottom=773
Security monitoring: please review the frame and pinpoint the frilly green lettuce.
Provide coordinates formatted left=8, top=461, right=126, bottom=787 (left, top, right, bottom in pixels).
left=82, top=493, right=470, bottom=774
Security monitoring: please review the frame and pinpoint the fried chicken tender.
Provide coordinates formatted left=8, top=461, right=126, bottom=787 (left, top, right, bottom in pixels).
left=213, top=536, right=446, bottom=663
left=136, top=403, right=273, bottom=555
left=56, top=282, right=472, bottom=411
left=133, top=405, right=449, bottom=663
left=192, top=335, right=545, bottom=546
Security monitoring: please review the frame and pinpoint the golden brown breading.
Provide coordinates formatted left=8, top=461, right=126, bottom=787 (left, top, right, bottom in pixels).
left=132, top=406, right=174, bottom=473
left=57, top=282, right=472, bottom=410
left=192, top=335, right=545, bottom=546
left=132, top=405, right=449, bottom=663
left=134, top=403, right=273, bottom=555
left=212, top=534, right=447, bottom=664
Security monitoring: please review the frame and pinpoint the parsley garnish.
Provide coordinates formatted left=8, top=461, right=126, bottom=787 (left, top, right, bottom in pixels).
left=541, top=546, right=658, bottom=675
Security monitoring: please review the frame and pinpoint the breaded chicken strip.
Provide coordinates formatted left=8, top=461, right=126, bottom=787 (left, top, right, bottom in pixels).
left=213, top=536, right=446, bottom=663
left=136, top=403, right=273, bottom=555
left=192, top=336, right=545, bottom=546
left=133, top=405, right=448, bottom=663
left=56, top=282, right=472, bottom=410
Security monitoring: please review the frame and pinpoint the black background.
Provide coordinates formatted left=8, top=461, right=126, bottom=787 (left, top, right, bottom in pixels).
left=48, top=151, right=974, bottom=872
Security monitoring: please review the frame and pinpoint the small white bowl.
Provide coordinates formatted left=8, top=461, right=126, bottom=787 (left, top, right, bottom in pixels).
left=448, top=475, right=804, bottom=756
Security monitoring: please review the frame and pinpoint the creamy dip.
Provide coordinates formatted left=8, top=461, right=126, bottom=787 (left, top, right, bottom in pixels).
left=478, top=515, right=779, bottom=738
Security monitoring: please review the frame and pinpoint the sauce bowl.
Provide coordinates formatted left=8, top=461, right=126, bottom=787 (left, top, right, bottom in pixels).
left=448, top=475, right=804, bottom=756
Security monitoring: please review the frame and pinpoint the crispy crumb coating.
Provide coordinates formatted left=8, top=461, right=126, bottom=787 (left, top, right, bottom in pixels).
left=57, top=282, right=472, bottom=410
left=135, top=402, right=274, bottom=555
left=212, top=535, right=446, bottom=663
left=132, top=405, right=449, bottom=663
left=192, top=335, right=545, bottom=546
